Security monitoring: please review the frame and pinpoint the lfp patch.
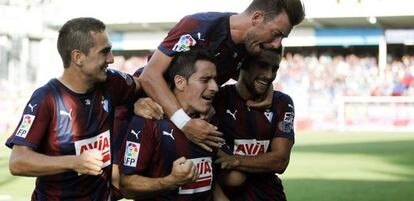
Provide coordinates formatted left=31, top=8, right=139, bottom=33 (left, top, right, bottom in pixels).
left=124, top=141, right=140, bottom=167
left=172, top=34, right=196, bottom=52
left=16, top=114, right=35, bottom=138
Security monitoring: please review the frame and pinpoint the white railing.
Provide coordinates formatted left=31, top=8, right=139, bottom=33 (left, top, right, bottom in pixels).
left=337, top=96, right=414, bottom=132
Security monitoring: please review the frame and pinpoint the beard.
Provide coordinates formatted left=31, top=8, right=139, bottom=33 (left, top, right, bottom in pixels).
left=244, top=31, right=262, bottom=56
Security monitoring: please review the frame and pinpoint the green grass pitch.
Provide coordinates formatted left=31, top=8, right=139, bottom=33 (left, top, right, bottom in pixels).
left=1, top=131, right=414, bottom=201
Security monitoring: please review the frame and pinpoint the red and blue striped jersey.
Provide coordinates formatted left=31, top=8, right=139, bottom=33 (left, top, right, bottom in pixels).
left=158, top=12, right=247, bottom=85
left=6, top=69, right=136, bottom=201
left=119, top=116, right=215, bottom=201
left=214, top=84, right=295, bottom=201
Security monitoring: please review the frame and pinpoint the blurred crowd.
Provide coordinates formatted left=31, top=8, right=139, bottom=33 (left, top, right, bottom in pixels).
left=275, top=52, right=414, bottom=130
left=1, top=52, right=413, bottom=134
left=277, top=52, right=414, bottom=97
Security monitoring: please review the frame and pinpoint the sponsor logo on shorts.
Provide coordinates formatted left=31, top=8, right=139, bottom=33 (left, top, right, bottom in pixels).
left=123, top=141, right=140, bottom=167
left=74, top=130, right=111, bottom=168
left=233, top=139, right=270, bottom=156
left=16, top=114, right=35, bottom=138
left=179, top=157, right=213, bottom=194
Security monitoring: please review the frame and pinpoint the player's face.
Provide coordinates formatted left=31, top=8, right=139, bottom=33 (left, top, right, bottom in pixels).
left=181, top=60, right=218, bottom=115
left=241, top=60, right=278, bottom=97
left=80, top=31, right=114, bottom=83
left=244, top=11, right=292, bottom=55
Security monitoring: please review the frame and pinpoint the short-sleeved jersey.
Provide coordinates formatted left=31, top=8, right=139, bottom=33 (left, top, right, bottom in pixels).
left=5, top=69, right=136, bottom=201
left=112, top=67, right=145, bottom=165
left=213, top=84, right=295, bottom=201
left=119, top=116, right=215, bottom=201
left=158, top=12, right=247, bottom=85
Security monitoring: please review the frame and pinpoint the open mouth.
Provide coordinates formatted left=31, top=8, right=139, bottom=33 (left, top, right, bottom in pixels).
left=202, top=95, right=215, bottom=102
left=256, top=79, right=270, bottom=87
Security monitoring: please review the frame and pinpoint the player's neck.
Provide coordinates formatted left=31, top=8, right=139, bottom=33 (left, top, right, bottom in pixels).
left=236, top=82, right=265, bottom=103
left=230, top=13, right=250, bottom=44
left=59, top=68, right=94, bottom=94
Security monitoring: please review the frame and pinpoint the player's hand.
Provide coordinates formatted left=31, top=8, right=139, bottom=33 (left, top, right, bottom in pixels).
left=73, top=149, right=104, bottom=175
left=169, top=157, right=198, bottom=186
left=246, top=86, right=273, bottom=109
left=182, top=118, right=224, bottom=152
left=133, top=97, right=164, bottom=120
left=214, top=151, right=240, bottom=169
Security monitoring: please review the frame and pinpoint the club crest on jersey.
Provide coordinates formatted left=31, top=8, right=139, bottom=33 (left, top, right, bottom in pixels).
left=278, top=112, right=294, bottom=133
left=179, top=157, right=213, bottom=194
left=233, top=139, right=270, bottom=156
left=123, top=141, right=140, bottom=167
left=16, top=114, right=35, bottom=138
left=101, top=96, right=109, bottom=113
left=172, top=34, right=196, bottom=52
left=74, top=130, right=111, bottom=168
left=264, top=109, right=273, bottom=123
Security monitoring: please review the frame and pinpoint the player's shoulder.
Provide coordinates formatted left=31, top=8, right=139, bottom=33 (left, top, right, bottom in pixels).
left=106, top=68, right=131, bottom=79
left=273, top=91, right=293, bottom=104
left=105, top=68, right=134, bottom=85
left=216, top=84, right=237, bottom=100
left=130, top=115, right=148, bottom=127
left=219, top=83, right=237, bottom=93
left=30, top=79, right=61, bottom=99
left=129, top=115, right=169, bottom=131
left=190, top=12, right=235, bottom=21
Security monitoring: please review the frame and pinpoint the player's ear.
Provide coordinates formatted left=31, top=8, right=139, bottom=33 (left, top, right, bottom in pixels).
left=71, top=49, right=84, bottom=66
left=174, top=75, right=187, bottom=91
left=251, top=11, right=265, bottom=26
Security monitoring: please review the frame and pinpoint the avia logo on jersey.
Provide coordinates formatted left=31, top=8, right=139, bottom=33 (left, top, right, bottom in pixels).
left=123, top=141, right=140, bottom=167
left=74, top=130, right=111, bottom=168
left=179, top=157, right=213, bottom=194
left=233, top=139, right=270, bottom=156
left=172, top=34, right=196, bottom=52
left=16, top=114, right=35, bottom=138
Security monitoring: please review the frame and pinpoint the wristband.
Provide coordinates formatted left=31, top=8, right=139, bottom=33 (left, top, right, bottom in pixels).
left=170, top=108, right=191, bottom=129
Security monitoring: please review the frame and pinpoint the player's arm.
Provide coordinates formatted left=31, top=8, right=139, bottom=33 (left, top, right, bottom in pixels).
left=215, top=138, right=293, bottom=174
left=120, top=157, right=198, bottom=199
left=9, top=145, right=104, bottom=176
left=212, top=181, right=230, bottom=201
left=138, top=49, right=178, bottom=117
left=138, top=50, right=224, bottom=152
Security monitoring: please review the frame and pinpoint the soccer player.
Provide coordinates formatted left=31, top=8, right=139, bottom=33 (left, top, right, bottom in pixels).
left=5, top=17, right=144, bottom=201
left=214, top=49, right=295, bottom=201
left=119, top=49, right=219, bottom=200
left=138, top=0, right=305, bottom=152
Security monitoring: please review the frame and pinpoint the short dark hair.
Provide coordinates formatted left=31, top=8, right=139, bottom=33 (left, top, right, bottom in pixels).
left=165, top=49, right=216, bottom=89
left=241, top=48, right=282, bottom=71
left=57, top=17, right=106, bottom=68
left=245, top=0, right=305, bottom=26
